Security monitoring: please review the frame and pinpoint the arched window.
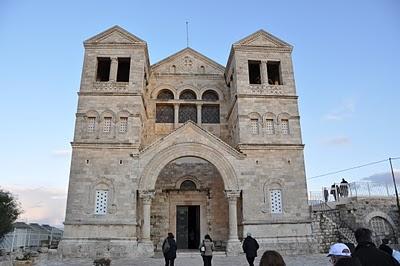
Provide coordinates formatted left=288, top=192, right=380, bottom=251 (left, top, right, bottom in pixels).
left=202, top=90, right=219, bottom=101
left=179, top=104, right=197, bottom=123
left=157, top=89, right=174, bottom=100
left=180, top=180, right=197, bottom=190
left=179, top=90, right=196, bottom=100
left=156, top=104, right=174, bottom=123
left=202, top=105, right=220, bottom=123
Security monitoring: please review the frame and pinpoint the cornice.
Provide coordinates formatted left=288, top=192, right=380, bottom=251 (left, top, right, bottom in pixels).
left=233, top=45, right=292, bottom=53
left=241, top=219, right=311, bottom=225
left=237, top=94, right=298, bottom=100
left=78, top=92, right=140, bottom=96
left=237, top=143, right=305, bottom=150
left=71, top=142, right=140, bottom=150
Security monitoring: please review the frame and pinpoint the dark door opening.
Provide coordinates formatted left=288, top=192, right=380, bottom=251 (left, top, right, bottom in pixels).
left=176, top=205, right=200, bottom=249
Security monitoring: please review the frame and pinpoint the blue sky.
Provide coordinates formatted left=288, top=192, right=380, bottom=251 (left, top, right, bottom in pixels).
left=0, top=0, right=399, bottom=225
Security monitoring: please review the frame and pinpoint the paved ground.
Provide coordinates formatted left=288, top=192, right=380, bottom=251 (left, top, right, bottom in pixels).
left=31, top=253, right=329, bottom=266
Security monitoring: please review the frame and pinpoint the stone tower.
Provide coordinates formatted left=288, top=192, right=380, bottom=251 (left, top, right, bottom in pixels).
left=60, top=26, right=312, bottom=258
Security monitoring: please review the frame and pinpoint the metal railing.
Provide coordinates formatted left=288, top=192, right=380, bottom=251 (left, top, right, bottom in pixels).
left=308, top=181, right=399, bottom=206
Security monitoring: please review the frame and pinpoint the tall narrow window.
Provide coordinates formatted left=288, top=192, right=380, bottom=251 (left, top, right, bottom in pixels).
left=179, top=104, right=197, bottom=123
left=116, top=57, right=130, bottom=82
left=281, top=119, right=289, bottom=135
left=265, top=119, right=274, bottom=135
left=251, top=119, right=259, bottom=134
left=270, top=189, right=282, bottom=214
left=95, top=190, right=108, bottom=214
left=248, top=61, right=261, bottom=84
left=202, top=105, right=220, bottom=123
left=103, top=117, right=112, bottom=133
left=156, top=104, right=174, bottom=123
left=96, top=57, right=111, bottom=82
left=87, top=117, right=96, bottom=133
left=119, top=117, right=128, bottom=133
left=267, top=61, right=282, bottom=85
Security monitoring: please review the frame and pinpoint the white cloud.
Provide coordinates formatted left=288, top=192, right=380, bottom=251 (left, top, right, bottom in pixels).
left=362, top=170, right=400, bottom=184
left=2, top=185, right=67, bottom=227
left=323, top=99, right=355, bottom=121
left=320, top=136, right=352, bottom=146
left=51, top=149, right=71, bottom=157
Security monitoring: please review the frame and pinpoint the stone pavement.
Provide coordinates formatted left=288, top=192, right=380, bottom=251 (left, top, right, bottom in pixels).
left=34, top=253, right=329, bottom=266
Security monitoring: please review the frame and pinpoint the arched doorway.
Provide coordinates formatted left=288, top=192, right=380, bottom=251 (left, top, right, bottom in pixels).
left=137, top=142, right=241, bottom=254
left=369, top=216, right=396, bottom=244
left=150, top=157, right=228, bottom=250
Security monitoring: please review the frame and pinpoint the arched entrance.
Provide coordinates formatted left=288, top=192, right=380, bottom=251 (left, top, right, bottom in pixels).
left=151, top=157, right=228, bottom=250
left=137, top=143, right=241, bottom=254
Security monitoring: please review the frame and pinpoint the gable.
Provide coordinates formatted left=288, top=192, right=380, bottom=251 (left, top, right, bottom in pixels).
left=140, top=121, right=245, bottom=159
left=234, top=30, right=292, bottom=48
left=84, top=25, right=146, bottom=45
left=151, top=48, right=225, bottom=75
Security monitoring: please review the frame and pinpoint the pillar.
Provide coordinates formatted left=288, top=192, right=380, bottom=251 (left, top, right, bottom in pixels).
left=174, top=103, right=179, bottom=129
left=197, top=104, right=202, bottom=126
left=261, top=61, right=268, bottom=84
left=139, top=190, right=155, bottom=242
left=224, top=190, right=241, bottom=255
left=109, top=57, right=118, bottom=82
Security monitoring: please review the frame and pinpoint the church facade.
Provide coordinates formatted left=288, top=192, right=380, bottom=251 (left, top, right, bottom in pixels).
left=60, top=26, right=313, bottom=258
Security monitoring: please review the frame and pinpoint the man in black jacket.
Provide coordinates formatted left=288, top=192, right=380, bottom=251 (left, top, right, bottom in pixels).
left=352, top=228, right=399, bottom=266
left=242, top=232, right=259, bottom=266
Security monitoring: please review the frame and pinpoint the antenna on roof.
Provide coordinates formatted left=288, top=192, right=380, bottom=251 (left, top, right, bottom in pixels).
left=186, top=21, right=189, bottom=47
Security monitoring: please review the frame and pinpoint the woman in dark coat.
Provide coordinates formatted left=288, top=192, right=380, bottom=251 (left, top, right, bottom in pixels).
left=162, top=232, right=177, bottom=266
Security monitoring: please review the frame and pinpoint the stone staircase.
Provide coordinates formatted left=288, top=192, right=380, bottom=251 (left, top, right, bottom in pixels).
left=338, top=227, right=357, bottom=245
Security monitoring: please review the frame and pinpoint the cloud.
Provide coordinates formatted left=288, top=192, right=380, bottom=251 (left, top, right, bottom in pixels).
left=323, top=99, right=355, bottom=121
left=320, top=136, right=352, bottom=146
left=362, top=170, right=400, bottom=184
left=2, top=186, right=67, bottom=227
left=51, top=149, right=71, bottom=157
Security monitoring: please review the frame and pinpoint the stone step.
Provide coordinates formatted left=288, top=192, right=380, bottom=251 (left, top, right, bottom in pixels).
left=176, top=250, right=227, bottom=258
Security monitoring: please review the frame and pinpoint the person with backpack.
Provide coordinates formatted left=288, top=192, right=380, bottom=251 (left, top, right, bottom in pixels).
left=242, top=232, right=259, bottom=266
left=162, top=232, right=177, bottom=266
left=199, top=234, right=214, bottom=266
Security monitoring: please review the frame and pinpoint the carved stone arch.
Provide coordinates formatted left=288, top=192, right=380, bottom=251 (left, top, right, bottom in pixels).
left=100, top=109, right=116, bottom=122
left=364, top=211, right=397, bottom=231
left=116, top=110, right=132, bottom=121
left=199, top=87, right=223, bottom=101
left=85, top=110, right=100, bottom=119
left=277, top=112, right=291, bottom=124
left=263, top=112, right=277, bottom=122
left=139, top=142, right=239, bottom=191
left=248, top=112, right=262, bottom=120
left=151, top=85, right=177, bottom=99
left=175, top=176, right=201, bottom=190
left=177, top=85, right=199, bottom=100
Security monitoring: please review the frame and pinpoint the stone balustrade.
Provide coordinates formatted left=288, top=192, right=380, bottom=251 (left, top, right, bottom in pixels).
left=246, top=84, right=292, bottom=96
left=92, top=81, right=129, bottom=93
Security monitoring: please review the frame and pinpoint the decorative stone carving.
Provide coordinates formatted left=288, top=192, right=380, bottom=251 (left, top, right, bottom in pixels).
left=93, top=81, right=129, bottom=92
left=248, top=84, right=284, bottom=95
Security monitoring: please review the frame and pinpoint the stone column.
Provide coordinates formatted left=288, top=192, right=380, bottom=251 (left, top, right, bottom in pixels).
left=109, top=57, right=118, bottom=82
left=197, top=104, right=202, bottom=126
left=139, top=190, right=155, bottom=242
left=261, top=61, right=268, bottom=84
left=174, top=104, right=179, bottom=129
left=225, top=190, right=240, bottom=240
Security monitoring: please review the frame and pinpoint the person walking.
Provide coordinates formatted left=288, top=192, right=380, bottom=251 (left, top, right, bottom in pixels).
left=162, top=232, right=177, bottom=266
left=199, top=234, right=214, bottom=266
left=242, top=232, right=259, bottom=266
left=259, top=250, right=286, bottom=266
left=352, top=228, right=399, bottom=266
left=340, top=178, right=349, bottom=197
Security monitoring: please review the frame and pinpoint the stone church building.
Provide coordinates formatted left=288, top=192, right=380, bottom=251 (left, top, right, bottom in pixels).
left=60, top=26, right=312, bottom=258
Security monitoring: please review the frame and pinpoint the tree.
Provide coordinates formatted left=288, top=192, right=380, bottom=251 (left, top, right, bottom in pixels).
left=0, top=188, right=22, bottom=239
